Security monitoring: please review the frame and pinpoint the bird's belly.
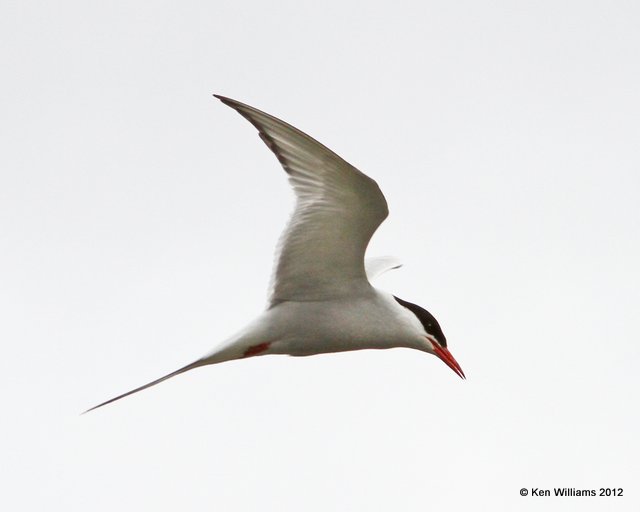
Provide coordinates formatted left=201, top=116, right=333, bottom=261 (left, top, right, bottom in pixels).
left=283, top=337, right=391, bottom=357
left=266, top=297, right=420, bottom=356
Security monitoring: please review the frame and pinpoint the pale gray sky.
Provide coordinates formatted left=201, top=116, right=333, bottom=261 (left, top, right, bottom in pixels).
left=1, top=1, right=639, bottom=510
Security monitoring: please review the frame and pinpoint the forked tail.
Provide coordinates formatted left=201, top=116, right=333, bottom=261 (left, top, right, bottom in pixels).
left=82, top=360, right=205, bottom=414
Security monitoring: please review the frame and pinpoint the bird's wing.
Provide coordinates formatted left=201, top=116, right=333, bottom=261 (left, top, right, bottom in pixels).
left=215, top=95, right=389, bottom=303
left=365, top=256, right=403, bottom=281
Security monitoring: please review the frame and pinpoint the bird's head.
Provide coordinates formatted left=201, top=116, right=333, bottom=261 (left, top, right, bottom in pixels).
left=394, top=296, right=465, bottom=379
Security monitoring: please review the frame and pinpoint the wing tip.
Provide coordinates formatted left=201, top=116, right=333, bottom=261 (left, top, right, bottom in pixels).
left=212, top=93, right=229, bottom=102
left=213, top=94, right=245, bottom=111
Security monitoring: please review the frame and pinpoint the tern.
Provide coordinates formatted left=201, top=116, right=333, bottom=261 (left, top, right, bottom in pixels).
left=85, top=95, right=465, bottom=413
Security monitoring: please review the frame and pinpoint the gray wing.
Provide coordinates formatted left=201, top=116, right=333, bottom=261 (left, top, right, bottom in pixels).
left=365, top=256, right=403, bottom=281
left=214, top=95, right=389, bottom=303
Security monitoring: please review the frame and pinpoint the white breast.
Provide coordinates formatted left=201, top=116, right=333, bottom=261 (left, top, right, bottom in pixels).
left=258, top=290, right=427, bottom=356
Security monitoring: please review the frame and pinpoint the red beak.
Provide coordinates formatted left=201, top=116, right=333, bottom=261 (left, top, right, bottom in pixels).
left=431, top=341, right=466, bottom=379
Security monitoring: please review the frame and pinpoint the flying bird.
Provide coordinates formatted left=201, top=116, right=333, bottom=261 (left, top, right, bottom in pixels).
left=85, top=95, right=464, bottom=413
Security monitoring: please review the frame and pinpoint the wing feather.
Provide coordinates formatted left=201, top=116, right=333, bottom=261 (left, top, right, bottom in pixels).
left=214, top=95, right=389, bottom=302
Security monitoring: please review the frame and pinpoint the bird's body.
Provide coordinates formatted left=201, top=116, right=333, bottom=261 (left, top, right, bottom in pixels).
left=211, top=288, right=426, bottom=360
left=86, top=95, right=464, bottom=413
